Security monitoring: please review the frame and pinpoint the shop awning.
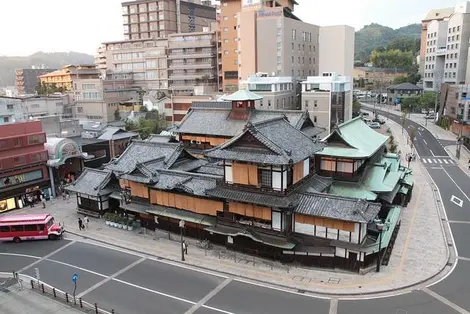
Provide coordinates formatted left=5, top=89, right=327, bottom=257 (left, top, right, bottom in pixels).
left=205, top=225, right=297, bottom=250
left=47, top=152, right=94, bottom=167
left=109, top=191, right=122, bottom=200
left=146, top=206, right=216, bottom=227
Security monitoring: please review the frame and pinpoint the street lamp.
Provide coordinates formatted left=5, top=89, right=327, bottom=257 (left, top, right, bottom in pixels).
left=376, top=220, right=384, bottom=272
left=179, top=220, right=185, bottom=261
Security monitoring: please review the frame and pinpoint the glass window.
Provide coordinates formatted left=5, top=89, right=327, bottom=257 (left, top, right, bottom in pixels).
left=38, top=224, right=45, bottom=231
left=11, top=225, right=24, bottom=232
left=0, top=226, right=9, bottom=232
left=259, top=169, right=272, bottom=187
left=25, top=225, right=37, bottom=232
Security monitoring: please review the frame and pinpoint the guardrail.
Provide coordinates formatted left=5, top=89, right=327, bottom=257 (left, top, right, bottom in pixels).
left=7, top=272, right=116, bottom=314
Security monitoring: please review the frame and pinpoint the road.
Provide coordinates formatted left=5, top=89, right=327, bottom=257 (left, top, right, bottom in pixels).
left=1, top=107, right=470, bottom=313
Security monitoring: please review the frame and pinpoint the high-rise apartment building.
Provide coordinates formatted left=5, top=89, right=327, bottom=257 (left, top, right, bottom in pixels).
left=16, top=69, right=57, bottom=95
left=219, top=0, right=354, bottom=93
left=122, top=0, right=216, bottom=40
left=422, top=2, right=470, bottom=91
left=167, top=30, right=218, bottom=95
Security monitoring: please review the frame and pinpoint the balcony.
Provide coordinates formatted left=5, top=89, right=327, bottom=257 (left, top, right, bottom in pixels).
left=169, top=63, right=215, bottom=69
left=168, top=40, right=216, bottom=49
left=436, top=47, right=447, bottom=56
left=169, top=74, right=215, bottom=80
left=168, top=52, right=215, bottom=59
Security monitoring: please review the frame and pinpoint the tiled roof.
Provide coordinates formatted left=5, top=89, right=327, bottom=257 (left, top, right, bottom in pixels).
left=65, top=168, right=113, bottom=196
left=175, top=107, right=314, bottom=137
left=98, top=127, right=138, bottom=141
left=206, top=186, right=297, bottom=208
left=221, top=89, right=263, bottom=101
left=105, top=141, right=183, bottom=173
left=205, top=117, right=324, bottom=165
left=151, top=170, right=218, bottom=196
left=294, top=193, right=381, bottom=223
left=195, top=162, right=225, bottom=176
left=319, top=116, right=389, bottom=158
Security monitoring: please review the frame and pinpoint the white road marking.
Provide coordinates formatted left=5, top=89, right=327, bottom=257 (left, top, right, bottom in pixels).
left=431, top=167, right=442, bottom=169
left=441, top=167, right=470, bottom=203
left=0, top=252, right=40, bottom=259
left=44, top=258, right=107, bottom=278
left=423, top=139, right=428, bottom=145
left=422, top=288, right=470, bottom=314
left=422, top=159, right=427, bottom=164
left=428, top=158, right=434, bottom=163
left=329, top=298, right=339, bottom=314
left=418, top=131, right=422, bottom=136
left=444, top=160, right=449, bottom=164
left=433, top=159, right=438, bottom=163
left=18, top=240, right=76, bottom=272
left=438, top=159, right=443, bottom=164
left=430, top=150, right=435, bottom=156
left=76, top=257, right=146, bottom=298
left=184, top=278, right=233, bottom=314
left=451, top=195, right=464, bottom=208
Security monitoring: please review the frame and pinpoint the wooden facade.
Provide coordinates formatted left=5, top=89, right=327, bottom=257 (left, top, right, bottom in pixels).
left=318, top=156, right=365, bottom=178
left=180, top=134, right=228, bottom=147
left=232, top=162, right=258, bottom=186
left=150, top=190, right=223, bottom=216
left=228, top=201, right=271, bottom=221
left=295, top=213, right=355, bottom=232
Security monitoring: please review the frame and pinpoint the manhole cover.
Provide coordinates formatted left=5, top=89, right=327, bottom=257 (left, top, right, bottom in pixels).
left=328, top=277, right=341, bottom=284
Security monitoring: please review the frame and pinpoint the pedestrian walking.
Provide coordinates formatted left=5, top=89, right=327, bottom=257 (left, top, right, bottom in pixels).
left=40, top=194, right=46, bottom=209
left=84, top=216, right=89, bottom=229
left=28, top=195, right=34, bottom=208
left=183, top=240, right=188, bottom=255
left=78, top=218, right=84, bottom=231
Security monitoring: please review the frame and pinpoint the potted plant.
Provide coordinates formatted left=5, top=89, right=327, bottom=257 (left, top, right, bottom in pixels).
left=111, top=214, right=118, bottom=227
left=104, top=213, right=111, bottom=226
left=127, top=220, right=134, bottom=231
left=115, top=216, right=122, bottom=229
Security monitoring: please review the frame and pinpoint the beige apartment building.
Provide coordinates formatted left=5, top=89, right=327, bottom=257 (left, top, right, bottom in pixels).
left=319, top=25, right=355, bottom=77
left=96, top=38, right=169, bottom=90
left=122, top=0, right=216, bottom=40
left=240, top=74, right=297, bottom=109
left=22, top=95, right=73, bottom=119
left=301, top=72, right=353, bottom=136
left=167, top=30, right=218, bottom=95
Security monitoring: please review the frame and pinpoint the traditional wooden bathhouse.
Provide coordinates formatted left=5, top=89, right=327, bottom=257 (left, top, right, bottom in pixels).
left=66, top=116, right=406, bottom=271
left=317, top=117, right=414, bottom=206
left=174, top=90, right=325, bottom=153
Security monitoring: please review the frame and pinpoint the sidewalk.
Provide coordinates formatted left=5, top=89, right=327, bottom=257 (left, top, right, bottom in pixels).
left=3, top=151, right=451, bottom=297
left=0, top=275, right=83, bottom=314
left=361, top=102, right=457, bottom=141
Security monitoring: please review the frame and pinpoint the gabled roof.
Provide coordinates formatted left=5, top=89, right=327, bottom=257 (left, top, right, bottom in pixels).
left=318, top=116, right=389, bottom=158
left=105, top=141, right=183, bottom=173
left=98, top=127, right=138, bottom=141
left=65, top=168, right=113, bottom=196
left=150, top=169, right=220, bottom=196
left=221, top=89, right=263, bottom=101
left=205, top=117, right=324, bottom=165
left=175, top=107, right=319, bottom=137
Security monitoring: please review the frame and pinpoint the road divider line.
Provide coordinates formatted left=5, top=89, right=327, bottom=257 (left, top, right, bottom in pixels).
left=44, top=258, right=107, bottom=278
left=422, top=287, right=470, bottom=314
left=329, top=298, right=338, bottom=314
left=0, top=252, right=41, bottom=259
left=18, top=240, right=76, bottom=273
left=457, top=257, right=470, bottom=262
left=184, top=278, right=233, bottom=314
left=76, top=257, right=146, bottom=298
left=423, top=139, right=428, bottom=145
left=441, top=167, right=470, bottom=203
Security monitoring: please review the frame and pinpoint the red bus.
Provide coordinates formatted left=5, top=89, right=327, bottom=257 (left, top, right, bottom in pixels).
left=0, top=213, right=64, bottom=243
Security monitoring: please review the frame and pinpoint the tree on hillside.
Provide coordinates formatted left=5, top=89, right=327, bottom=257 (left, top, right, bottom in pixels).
left=370, top=49, right=415, bottom=72
left=125, top=109, right=166, bottom=140
left=392, top=75, right=409, bottom=84
left=387, top=38, right=420, bottom=55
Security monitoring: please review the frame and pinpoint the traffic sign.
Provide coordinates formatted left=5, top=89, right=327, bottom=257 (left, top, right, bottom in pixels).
left=72, top=273, right=79, bottom=283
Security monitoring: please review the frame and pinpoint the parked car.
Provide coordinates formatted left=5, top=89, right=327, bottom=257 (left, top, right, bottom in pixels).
left=373, top=118, right=386, bottom=125
left=425, top=114, right=435, bottom=120
left=368, top=122, right=381, bottom=129
left=421, top=109, right=428, bottom=114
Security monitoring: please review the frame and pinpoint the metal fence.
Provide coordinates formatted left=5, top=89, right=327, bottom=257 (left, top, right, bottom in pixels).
left=9, top=272, right=115, bottom=314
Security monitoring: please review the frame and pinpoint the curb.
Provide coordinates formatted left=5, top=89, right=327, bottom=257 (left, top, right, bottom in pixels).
left=65, top=226, right=449, bottom=298
left=444, top=146, right=470, bottom=180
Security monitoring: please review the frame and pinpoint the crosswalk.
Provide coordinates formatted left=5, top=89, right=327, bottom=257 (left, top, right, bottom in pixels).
left=421, top=157, right=454, bottom=165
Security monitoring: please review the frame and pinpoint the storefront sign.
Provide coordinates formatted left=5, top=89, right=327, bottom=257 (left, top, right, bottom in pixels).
left=0, top=170, right=43, bottom=189
left=0, top=198, right=16, bottom=212
left=257, top=9, right=283, bottom=18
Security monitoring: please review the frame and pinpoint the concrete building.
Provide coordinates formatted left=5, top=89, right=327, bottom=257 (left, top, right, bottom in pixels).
left=240, top=74, right=296, bottom=110
left=0, top=121, right=51, bottom=211
left=420, top=6, right=455, bottom=75
left=121, top=0, right=216, bottom=40
left=21, top=95, right=72, bottom=119
left=422, top=1, right=470, bottom=91
left=318, top=25, right=355, bottom=78
left=353, top=67, right=408, bottom=89
left=16, top=68, right=56, bottom=95
left=301, top=72, right=352, bottom=135
left=167, top=30, right=218, bottom=95
left=386, top=83, right=423, bottom=106
left=0, top=97, right=24, bottom=124
left=39, top=65, right=100, bottom=91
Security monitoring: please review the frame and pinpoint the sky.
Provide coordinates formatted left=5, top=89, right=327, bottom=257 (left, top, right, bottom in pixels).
left=0, top=0, right=462, bottom=56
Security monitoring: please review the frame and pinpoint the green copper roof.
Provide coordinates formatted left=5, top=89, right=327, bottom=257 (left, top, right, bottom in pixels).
left=329, top=181, right=377, bottom=201
left=318, top=116, right=389, bottom=158
left=222, top=89, right=263, bottom=101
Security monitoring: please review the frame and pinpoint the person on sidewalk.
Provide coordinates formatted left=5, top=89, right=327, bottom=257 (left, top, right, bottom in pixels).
left=78, top=218, right=84, bottom=231
left=84, top=216, right=89, bottom=229
left=183, top=240, right=188, bottom=255
left=40, top=194, right=46, bottom=209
